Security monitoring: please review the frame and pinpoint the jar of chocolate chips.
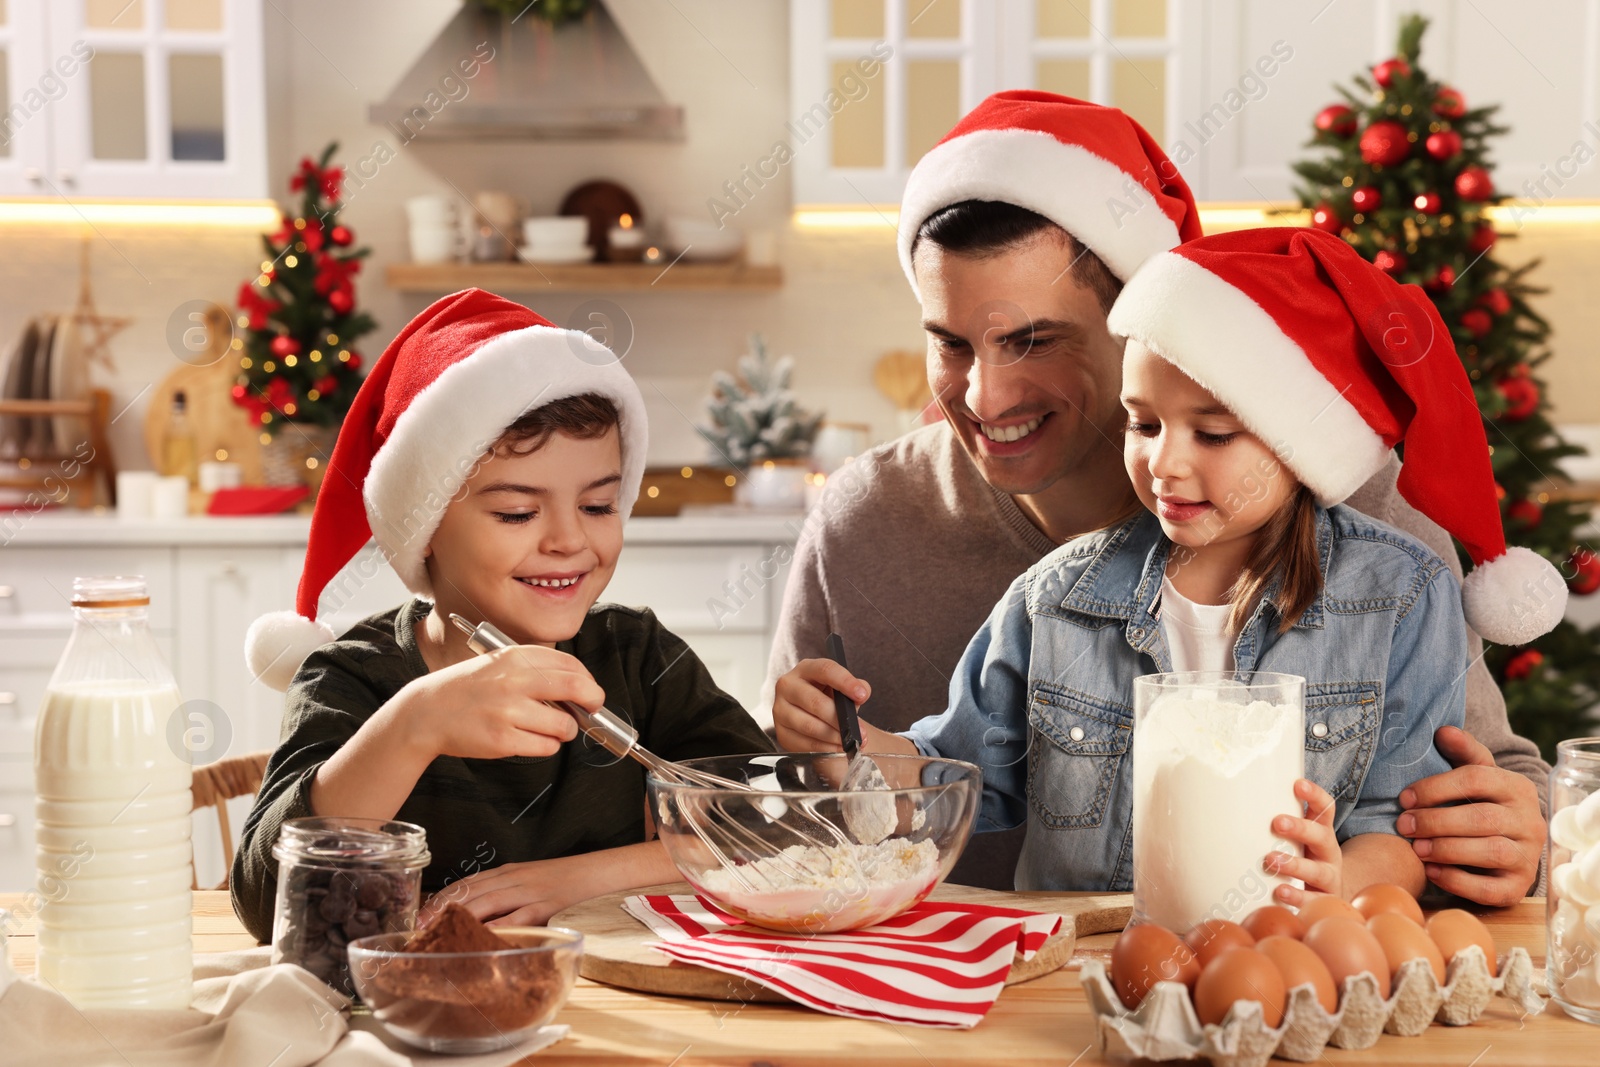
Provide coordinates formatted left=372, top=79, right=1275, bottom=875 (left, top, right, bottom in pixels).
left=271, top=816, right=430, bottom=997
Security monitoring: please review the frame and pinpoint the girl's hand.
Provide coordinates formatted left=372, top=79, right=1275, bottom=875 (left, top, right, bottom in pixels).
left=1264, top=778, right=1342, bottom=904
left=772, top=658, right=872, bottom=752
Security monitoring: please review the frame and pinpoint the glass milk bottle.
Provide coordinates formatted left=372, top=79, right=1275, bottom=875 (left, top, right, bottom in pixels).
left=1132, top=671, right=1305, bottom=933
left=33, top=576, right=193, bottom=1009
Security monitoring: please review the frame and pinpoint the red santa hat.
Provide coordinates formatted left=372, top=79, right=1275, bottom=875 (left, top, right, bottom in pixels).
left=1106, top=227, right=1565, bottom=645
left=245, top=288, right=648, bottom=690
left=898, top=90, right=1202, bottom=294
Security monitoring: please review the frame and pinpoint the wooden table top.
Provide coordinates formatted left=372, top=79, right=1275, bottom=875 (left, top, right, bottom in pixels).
left=2, top=890, right=1594, bottom=1065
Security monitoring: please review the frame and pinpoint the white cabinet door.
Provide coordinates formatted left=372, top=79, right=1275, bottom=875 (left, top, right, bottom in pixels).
left=1187, top=0, right=1600, bottom=201
left=44, top=0, right=267, bottom=198
left=0, top=1, right=54, bottom=196
left=671, top=631, right=776, bottom=728
left=172, top=545, right=295, bottom=760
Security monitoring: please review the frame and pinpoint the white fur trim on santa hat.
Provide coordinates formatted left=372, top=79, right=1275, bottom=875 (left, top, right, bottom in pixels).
left=1461, top=545, right=1568, bottom=645
left=363, top=324, right=648, bottom=600
left=246, top=610, right=337, bottom=691
left=1107, top=251, right=1390, bottom=506
left=897, top=127, right=1184, bottom=294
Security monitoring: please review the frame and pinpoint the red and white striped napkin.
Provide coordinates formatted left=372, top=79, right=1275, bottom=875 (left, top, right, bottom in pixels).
left=623, top=893, right=1063, bottom=1029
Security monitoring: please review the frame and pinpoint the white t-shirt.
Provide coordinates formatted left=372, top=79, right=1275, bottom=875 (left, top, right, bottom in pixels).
left=1159, top=575, right=1236, bottom=673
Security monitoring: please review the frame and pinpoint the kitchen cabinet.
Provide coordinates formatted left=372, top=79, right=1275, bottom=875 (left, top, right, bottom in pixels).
left=0, top=0, right=266, bottom=199
left=793, top=0, right=1600, bottom=205
left=0, top=512, right=796, bottom=891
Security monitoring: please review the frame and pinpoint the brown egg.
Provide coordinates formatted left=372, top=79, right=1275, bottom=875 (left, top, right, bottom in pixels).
left=1426, top=909, right=1498, bottom=977
left=1352, top=883, right=1425, bottom=926
left=1256, top=934, right=1338, bottom=1014
left=1183, top=919, right=1256, bottom=969
left=1111, top=923, right=1201, bottom=1009
left=1304, top=917, right=1391, bottom=1000
left=1368, top=912, right=1446, bottom=984
left=1193, top=947, right=1287, bottom=1027
left=1242, top=904, right=1306, bottom=942
left=1296, top=894, right=1363, bottom=928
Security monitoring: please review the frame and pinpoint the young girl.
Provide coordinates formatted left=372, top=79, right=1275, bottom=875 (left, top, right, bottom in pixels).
left=774, top=228, right=1563, bottom=907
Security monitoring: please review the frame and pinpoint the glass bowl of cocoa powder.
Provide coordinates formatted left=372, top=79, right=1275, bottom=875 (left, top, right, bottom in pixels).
left=348, top=904, right=582, bottom=1054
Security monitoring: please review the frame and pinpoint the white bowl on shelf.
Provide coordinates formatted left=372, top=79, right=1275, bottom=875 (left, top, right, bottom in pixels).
left=663, top=217, right=743, bottom=262
left=522, top=216, right=588, bottom=248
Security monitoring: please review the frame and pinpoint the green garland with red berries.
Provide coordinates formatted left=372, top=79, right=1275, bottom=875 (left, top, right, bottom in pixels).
left=1294, top=15, right=1600, bottom=759
left=232, top=143, right=376, bottom=437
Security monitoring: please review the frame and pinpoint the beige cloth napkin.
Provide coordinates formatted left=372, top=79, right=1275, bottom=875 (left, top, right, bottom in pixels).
left=0, top=944, right=569, bottom=1066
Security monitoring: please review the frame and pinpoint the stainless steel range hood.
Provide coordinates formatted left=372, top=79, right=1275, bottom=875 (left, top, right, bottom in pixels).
left=369, top=2, right=683, bottom=141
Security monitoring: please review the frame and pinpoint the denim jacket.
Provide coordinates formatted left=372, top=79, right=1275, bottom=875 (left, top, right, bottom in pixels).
left=904, top=504, right=1467, bottom=892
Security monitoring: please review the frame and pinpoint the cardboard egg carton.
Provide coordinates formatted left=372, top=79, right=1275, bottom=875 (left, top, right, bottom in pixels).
left=1079, top=945, right=1544, bottom=1067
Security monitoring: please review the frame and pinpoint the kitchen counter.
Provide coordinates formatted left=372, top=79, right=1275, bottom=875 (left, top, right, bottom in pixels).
left=0, top=892, right=1588, bottom=1065
left=0, top=508, right=806, bottom=546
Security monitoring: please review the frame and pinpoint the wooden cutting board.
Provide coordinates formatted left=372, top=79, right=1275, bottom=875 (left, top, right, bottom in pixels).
left=549, top=881, right=1131, bottom=1003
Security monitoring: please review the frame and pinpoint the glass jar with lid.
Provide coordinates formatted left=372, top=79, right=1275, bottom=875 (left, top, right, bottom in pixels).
left=1548, top=737, right=1600, bottom=1024
left=271, top=816, right=429, bottom=997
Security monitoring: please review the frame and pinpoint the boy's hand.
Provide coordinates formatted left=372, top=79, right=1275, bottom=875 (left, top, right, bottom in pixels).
left=405, top=645, right=604, bottom=761
left=420, top=841, right=679, bottom=927
left=1264, top=778, right=1342, bottom=904
left=774, top=657, right=907, bottom=754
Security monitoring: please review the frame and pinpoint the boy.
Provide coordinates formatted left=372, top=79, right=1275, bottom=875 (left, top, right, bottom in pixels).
left=232, top=289, right=771, bottom=942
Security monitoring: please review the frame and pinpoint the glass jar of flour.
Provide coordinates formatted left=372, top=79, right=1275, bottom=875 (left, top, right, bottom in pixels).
left=1548, top=737, right=1600, bottom=1025
left=1132, top=671, right=1305, bottom=934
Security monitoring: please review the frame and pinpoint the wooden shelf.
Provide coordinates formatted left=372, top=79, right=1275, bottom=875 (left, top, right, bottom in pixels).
left=385, top=261, right=782, bottom=294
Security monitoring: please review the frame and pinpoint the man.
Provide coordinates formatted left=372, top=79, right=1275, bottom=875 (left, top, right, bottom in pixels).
left=767, top=92, right=1548, bottom=905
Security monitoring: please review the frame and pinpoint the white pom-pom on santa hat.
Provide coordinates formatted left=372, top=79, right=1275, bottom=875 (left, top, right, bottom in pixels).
left=246, top=610, right=337, bottom=691
left=242, top=288, right=649, bottom=692
left=1460, top=545, right=1568, bottom=646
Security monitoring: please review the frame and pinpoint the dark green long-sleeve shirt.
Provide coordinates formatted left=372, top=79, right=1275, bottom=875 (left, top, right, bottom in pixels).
left=232, top=598, right=773, bottom=943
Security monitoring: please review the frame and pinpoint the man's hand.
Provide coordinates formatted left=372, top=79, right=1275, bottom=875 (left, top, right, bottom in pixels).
left=1399, top=725, right=1544, bottom=906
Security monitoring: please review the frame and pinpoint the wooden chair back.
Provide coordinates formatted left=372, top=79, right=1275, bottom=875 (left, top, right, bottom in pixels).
left=190, top=751, right=271, bottom=891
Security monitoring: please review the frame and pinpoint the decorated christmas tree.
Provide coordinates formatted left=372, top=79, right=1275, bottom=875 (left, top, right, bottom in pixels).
left=698, top=334, right=822, bottom=466
left=232, top=143, right=376, bottom=437
left=1293, top=15, right=1600, bottom=758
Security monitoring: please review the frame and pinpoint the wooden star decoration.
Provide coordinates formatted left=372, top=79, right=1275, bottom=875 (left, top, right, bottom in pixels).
left=71, top=238, right=130, bottom=374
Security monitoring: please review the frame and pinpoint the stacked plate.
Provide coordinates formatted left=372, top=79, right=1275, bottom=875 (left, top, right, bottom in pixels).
left=0, top=314, right=88, bottom=461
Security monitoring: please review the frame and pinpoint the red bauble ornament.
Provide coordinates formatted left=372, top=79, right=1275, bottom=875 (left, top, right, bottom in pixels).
left=1373, top=249, right=1407, bottom=275
left=1569, top=549, right=1600, bottom=595
left=1315, top=104, right=1357, bottom=138
left=1460, top=308, right=1493, bottom=338
left=269, top=335, right=302, bottom=357
left=1497, top=374, right=1540, bottom=419
left=1455, top=166, right=1494, bottom=201
left=1311, top=203, right=1343, bottom=233
left=1351, top=186, right=1382, bottom=213
left=344, top=352, right=363, bottom=372
left=1503, top=648, right=1544, bottom=681
left=329, top=225, right=353, bottom=247
left=1372, top=57, right=1412, bottom=87
left=1425, top=265, right=1456, bottom=292
left=1413, top=191, right=1442, bottom=214
left=1433, top=86, right=1467, bottom=119
left=1467, top=224, right=1498, bottom=254
left=230, top=383, right=249, bottom=403
left=328, top=289, right=355, bottom=315
left=1360, top=120, right=1411, bottom=166
left=1478, top=288, right=1512, bottom=316
left=1507, top=498, right=1543, bottom=528
left=313, top=374, right=339, bottom=396
left=1424, top=130, right=1463, bottom=161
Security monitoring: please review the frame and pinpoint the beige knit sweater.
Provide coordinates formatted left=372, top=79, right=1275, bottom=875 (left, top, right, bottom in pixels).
left=766, top=422, right=1550, bottom=891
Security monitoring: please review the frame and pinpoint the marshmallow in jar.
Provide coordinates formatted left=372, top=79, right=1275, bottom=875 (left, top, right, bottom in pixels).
left=1132, top=671, right=1305, bottom=933
left=1548, top=737, right=1600, bottom=1024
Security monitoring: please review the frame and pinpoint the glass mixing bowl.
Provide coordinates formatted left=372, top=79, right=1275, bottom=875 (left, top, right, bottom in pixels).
left=647, top=753, right=980, bottom=934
